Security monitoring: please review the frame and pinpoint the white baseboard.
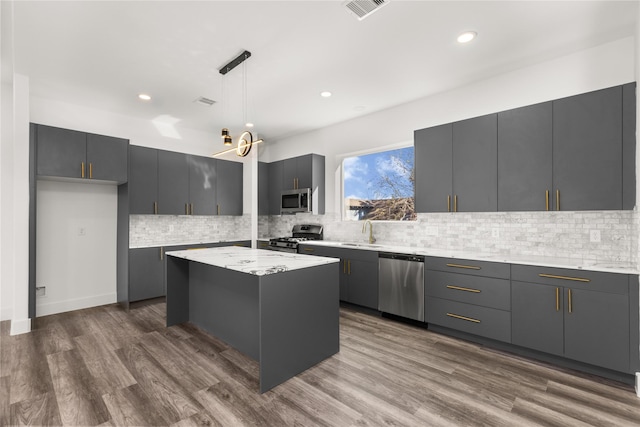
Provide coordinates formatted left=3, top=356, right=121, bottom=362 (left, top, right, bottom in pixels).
left=36, top=293, right=116, bottom=317
left=10, top=317, right=31, bottom=335
left=0, top=305, right=12, bottom=321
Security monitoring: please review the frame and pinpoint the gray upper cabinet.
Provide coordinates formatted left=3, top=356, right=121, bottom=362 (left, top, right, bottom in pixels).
left=158, top=150, right=190, bottom=215
left=258, top=161, right=269, bottom=215
left=129, top=146, right=158, bottom=214
left=36, top=124, right=128, bottom=183
left=268, top=161, right=283, bottom=215
left=283, top=157, right=299, bottom=190
left=553, top=86, right=623, bottom=211
left=414, top=124, right=453, bottom=213
left=498, top=102, right=553, bottom=211
left=452, top=114, right=498, bottom=212
left=622, top=82, right=636, bottom=210
left=216, top=159, right=243, bottom=215
left=188, top=155, right=217, bottom=215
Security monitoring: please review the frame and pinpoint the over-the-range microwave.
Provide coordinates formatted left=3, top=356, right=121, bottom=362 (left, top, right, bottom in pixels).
left=281, top=188, right=311, bottom=214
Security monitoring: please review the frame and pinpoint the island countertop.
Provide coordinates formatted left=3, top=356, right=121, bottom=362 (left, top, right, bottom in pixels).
left=165, top=246, right=339, bottom=276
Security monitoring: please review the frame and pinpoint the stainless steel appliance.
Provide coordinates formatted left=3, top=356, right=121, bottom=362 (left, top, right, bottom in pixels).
left=281, top=188, right=311, bottom=214
left=268, top=224, right=323, bottom=253
left=378, top=252, right=425, bottom=321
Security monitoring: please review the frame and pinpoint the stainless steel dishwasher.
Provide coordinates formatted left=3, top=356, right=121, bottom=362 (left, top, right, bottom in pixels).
left=378, top=252, right=425, bottom=321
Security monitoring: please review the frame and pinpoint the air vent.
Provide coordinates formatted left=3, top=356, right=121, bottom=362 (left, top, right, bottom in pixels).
left=343, top=0, right=389, bottom=20
left=194, top=97, right=216, bottom=106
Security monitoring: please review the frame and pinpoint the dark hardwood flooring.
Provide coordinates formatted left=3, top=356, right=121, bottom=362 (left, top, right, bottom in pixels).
left=1, top=301, right=639, bottom=426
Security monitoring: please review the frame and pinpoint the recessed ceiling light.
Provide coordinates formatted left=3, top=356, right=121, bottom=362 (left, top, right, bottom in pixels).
left=457, top=31, right=477, bottom=44
left=245, top=122, right=254, bottom=128
left=320, top=91, right=332, bottom=98
left=138, top=93, right=151, bottom=101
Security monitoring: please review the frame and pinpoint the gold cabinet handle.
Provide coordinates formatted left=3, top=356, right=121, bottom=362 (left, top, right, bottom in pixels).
left=81, top=162, right=85, bottom=178
left=160, top=247, right=164, bottom=260
left=185, top=203, right=189, bottom=215
left=568, top=289, right=572, bottom=314
left=217, top=205, right=220, bottom=215
left=446, top=263, right=481, bottom=270
left=303, top=247, right=315, bottom=252
left=154, top=201, right=158, bottom=215
left=446, top=313, right=480, bottom=323
left=538, top=273, right=590, bottom=283
left=89, top=162, right=93, bottom=179
left=556, top=189, right=560, bottom=211
left=545, top=190, right=549, bottom=211
left=555, top=287, right=560, bottom=311
left=454, top=195, right=458, bottom=212
left=190, top=203, right=194, bottom=215
left=348, top=260, right=351, bottom=275
left=447, top=195, right=451, bottom=212
left=446, top=285, right=481, bottom=293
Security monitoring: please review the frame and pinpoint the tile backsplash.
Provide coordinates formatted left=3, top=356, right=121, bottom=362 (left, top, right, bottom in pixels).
left=130, top=215, right=251, bottom=248
left=263, top=210, right=638, bottom=265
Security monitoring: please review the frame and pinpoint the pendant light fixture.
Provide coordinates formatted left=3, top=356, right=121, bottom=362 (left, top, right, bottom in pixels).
left=214, top=50, right=263, bottom=157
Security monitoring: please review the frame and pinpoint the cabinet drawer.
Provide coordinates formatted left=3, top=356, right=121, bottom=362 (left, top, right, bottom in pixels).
left=426, top=297, right=511, bottom=343
left=511, top=264, right=628, bottom=295
left=426, top=271, right=510, bottom=310
left=426, top=257, right=510, bottom=279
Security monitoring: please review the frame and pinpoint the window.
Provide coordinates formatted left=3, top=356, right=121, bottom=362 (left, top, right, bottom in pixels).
left=343, top=146, right=416, bottom=221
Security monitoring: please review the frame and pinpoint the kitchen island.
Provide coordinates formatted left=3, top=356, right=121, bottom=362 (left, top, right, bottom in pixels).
left=165, top=246, right=340, bottom=393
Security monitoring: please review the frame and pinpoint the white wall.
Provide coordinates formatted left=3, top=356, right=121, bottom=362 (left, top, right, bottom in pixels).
left=36, top=181, right=117, bottom=316
left=264, top=37, right=636, bottom=215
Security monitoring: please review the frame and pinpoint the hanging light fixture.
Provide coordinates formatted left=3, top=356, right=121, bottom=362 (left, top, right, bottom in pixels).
left=214, top=50, right=263, bottom=158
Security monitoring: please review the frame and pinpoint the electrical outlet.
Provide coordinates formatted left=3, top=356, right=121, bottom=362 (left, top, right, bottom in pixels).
left=78, top=227, right=86, bottom=236
left=36, top=286, right=46, bottom=297
left=491, top=228, right=500, bottom=238
left=589, top=229, right=601, bottom=243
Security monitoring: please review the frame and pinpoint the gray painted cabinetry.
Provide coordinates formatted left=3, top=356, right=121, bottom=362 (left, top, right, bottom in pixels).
left=129, top=146, right=158, bottom=214
left=36, top=124, right=128, bottom=183
left=258, top=162, right=269, bottom=215
left=511, top=265, right=631, bottom=373
left=188, top=155, right=217, bottom=215
left=267, top=161, right=284, bottom=215
left=158, top=151, right=190, bottom=215
left=414, top=124, right=452, bottom=213
left=216, top=159, right=243, bottom=215
left=298, top=244, right=378, bottom=309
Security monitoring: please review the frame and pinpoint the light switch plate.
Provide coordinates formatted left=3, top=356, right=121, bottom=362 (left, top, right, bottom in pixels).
left=589, top=229, right=601, bottom=243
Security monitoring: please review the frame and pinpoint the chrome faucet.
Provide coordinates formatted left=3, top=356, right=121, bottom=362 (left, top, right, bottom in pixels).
left=362, top=220, right=376, bottom=244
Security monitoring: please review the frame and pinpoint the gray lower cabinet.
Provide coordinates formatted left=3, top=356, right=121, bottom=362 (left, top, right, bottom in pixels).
left=511, top=265, right=631, bottom=373
left=216, top=159, right=243, bottom=215
left=497, top=102, right=553, bottom=211
left=298, top=244, right=378, bottom=309
left=35, top=124, right=128, bottom=183
left=552, top=86, right=623, bottom=211
left=129, top=247, right=165, bottom=302
left=129, top=146, right=158, bottom=214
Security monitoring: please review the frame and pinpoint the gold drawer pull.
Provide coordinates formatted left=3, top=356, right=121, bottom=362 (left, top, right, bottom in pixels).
left=446, top=313, right=480, bottom=323
left=446, top=285, right=481, bottom=293
left=545, top=190, right=549, bottom=211
left=81, top=162, right=85, bottom=178
left=303, top=248, right=315, bottom=252
left=538, top=273, right=590, bottom=283
left=446, top=263, right=481, bottom=270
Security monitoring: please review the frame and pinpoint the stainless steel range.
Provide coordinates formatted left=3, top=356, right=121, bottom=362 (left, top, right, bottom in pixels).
left=269, top=224, right=324, bottom=253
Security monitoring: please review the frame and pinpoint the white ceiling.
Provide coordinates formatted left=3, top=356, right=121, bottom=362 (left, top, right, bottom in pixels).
left=9, top=1, right=638, bottom=141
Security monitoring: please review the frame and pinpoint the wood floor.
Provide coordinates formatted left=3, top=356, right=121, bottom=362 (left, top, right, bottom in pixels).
left=1, top=301, right=639, bottom=426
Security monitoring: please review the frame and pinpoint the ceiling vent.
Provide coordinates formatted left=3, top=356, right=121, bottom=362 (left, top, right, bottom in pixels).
left=343, top=0, right=389, bottom=21
left=194, top=96, right=216, bottom=106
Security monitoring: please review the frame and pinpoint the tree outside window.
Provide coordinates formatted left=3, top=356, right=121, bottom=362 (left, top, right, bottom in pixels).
left=343, top=146, right=416, bottom=221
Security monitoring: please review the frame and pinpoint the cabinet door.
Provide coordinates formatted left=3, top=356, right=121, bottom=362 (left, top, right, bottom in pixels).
left=553, top=86, right=622, bottom=210
left=129, top=146, right=158, bottom=214
left=452, top=114, right=498, bottom=212
left=295, top=154, right=313, bottom=189
left=86, top=134, right=128, bottom=183
left=498, top=102, right=552, bottom=211
left=268, top=161, right=283, bottom=215
left=36, top=125, right=86, bottom=178
left=622, top=83, right=636, bottom=210
left=347, top=259, right=378, bottom=309
left=511, top=281, right=563, bottom=356
left=282, top=157, right=298, bottom=190
left=216, top=159, right=243, bottom=215
left=258, top=161, right=269, bottom=215
left=158, top=150, right=189, bottom=215
left=188, top=155, right=217, bottom=215
left=564, top=288, right=629, bottom=372
left=414, top=124, right=453, bottom=213
left=339, top=259, right=349, bottom=301
left=129, top=247, right=164, bottom=301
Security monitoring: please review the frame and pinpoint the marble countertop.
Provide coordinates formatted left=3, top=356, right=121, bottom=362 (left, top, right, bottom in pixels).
left=166, top=246, right=339, bottom=276
left=299, top=240, right=639, bottom=275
